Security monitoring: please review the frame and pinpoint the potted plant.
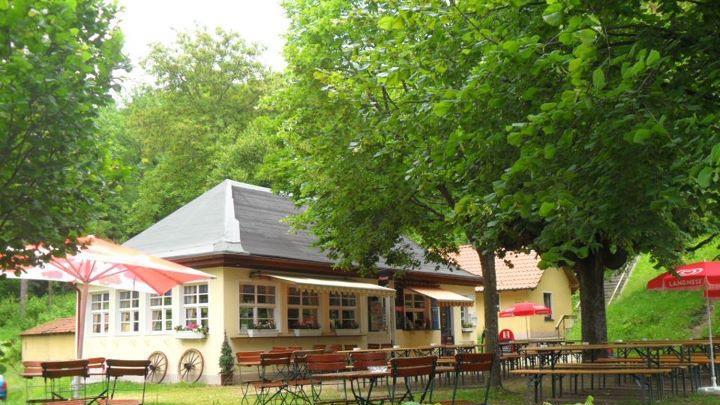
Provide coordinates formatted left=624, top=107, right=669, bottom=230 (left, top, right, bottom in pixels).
left=174, top=322, right=209, bottom=339
left=245, top=320, right=278, bottom=337
left=292, top=318, right=322, bottom=336
left=219, top=333, right=234, bottom=385
left=332, top=320, right=360, bottom=336
left=461, top=321, right=474, bottom=333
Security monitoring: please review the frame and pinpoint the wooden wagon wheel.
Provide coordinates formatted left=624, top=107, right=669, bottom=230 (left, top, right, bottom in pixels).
left=178, top=348, right=204, bottom=383
left=147, top=351, right=168, bottom=383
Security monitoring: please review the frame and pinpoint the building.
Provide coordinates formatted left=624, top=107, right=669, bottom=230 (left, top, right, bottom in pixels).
left=22, top=180, right=481, bottom=383
left=21, top=317, right=75, bottom=361
left=449, top=245, right=578, bottom=340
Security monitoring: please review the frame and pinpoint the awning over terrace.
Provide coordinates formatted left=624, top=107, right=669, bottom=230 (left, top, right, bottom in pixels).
left=265, top=274, right=396, bottom=297
left=407, top=286, right=474, bottom=307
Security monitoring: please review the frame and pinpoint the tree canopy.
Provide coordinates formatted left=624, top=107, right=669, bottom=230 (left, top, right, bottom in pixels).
left=269, top=0, right=720, bottom=351
left=0, top=0, right=126, bottom=270
left=118, top=27, right=276, bottom=234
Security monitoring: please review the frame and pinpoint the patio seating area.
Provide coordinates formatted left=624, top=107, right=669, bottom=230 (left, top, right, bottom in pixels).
left=20, top=358, right=151, bottom=404
left=235, top=343, right=492, bottom=405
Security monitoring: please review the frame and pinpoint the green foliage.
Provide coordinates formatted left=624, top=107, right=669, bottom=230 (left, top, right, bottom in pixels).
left=0, top=292, right=75, bottom=363
left=271, top=0, right=720, bottom=345
left=218, top=333, right=234, bottom=377
left=116, top=27, right=276, bottom=234
left=0, top=0, right=127, bottom=270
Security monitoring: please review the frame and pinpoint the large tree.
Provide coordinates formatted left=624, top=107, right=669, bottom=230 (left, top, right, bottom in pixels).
left=270, top=0, right=720, bottom=376
left=0, top=0, right=125, bottom=270
left=119, top=27, right=276, bottom=234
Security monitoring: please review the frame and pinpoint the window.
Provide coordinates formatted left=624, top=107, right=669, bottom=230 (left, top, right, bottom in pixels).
left=461, top=305, right=474, bottom=329
left=118, top=291, right=140, bottom=333
left=330, top=293, right=357, bottom=329
left=183, top=284, right=209, bottom=328
left=239, top=284, right=276, bottom=330
left=287, top=287, right=319, bottom=329
left=149, top=291, right=173, bottom=332
left=403, top=293, right=428, bottom=330
left=90, top=292, right=110, bottom=334
left=368, top=296, right=387, bottom=332
left=543, top=292, right=553, bottom=321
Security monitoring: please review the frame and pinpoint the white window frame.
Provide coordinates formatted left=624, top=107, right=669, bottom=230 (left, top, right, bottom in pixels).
left=89, top=291, right=110, bottom=335
left=183, top=283, right=209, bottom=328
left=239, top=284, right=277, bottom=331
left=329, top=292, right=358, bottom=329
left=117, top=290, right=140, bottom=334
left=287, top=287, right=320, bottom=329
left=543, top=291, right=554, bottom=321
left=403, top=293, right=429, bottom=330
left=149, top=291, right=173, bottom=333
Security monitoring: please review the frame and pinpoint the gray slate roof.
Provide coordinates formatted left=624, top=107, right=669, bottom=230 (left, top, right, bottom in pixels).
left=124, top=180, right=478, bottom=280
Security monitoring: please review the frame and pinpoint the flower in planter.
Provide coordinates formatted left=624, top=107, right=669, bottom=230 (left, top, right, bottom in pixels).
left=295, top=318, right=320, bottom=329
left=251, top=320, right=276, bottom=330
left=461, top=321, right=475, bottom=329
left=174, top=323, right=209, bottom=337
left=332, top=319, right=359, bottom=330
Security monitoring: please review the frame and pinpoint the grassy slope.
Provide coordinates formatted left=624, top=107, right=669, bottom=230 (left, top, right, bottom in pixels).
left=570, top=240, right=720, bottom=341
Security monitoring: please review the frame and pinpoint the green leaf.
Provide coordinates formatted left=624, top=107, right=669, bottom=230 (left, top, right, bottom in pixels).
left=697, top=167, right=714, bottom=188
left=502, top=40, right=520, bottom=53
left=432, top=101, right=452, bottom=117
left=0, top=0, right=8, bottom=10
left=539, top=201, right=555, bottom=217
left=646, top=49, right=661, bottom=67
left=632, top=128, right=652, bottom=144
left=544, top=144, right=556, bottom=159
left=0, top=363, right=5, bottom=374
left=378, top=15, right=403, bottom=31
left=592, top=68, right=606, bottom=90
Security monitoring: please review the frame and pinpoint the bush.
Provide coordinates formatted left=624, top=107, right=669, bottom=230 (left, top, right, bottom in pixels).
left=218, top=333, right=234, bottom=385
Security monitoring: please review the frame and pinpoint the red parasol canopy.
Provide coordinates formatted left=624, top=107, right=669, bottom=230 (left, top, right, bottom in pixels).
left=3, top=235, right=214, bottom=358
left=646, top=261, right=720, bottom=391
left=647, top=262, right=720, bottom=293
left=499, top=301, right=552, bottom=318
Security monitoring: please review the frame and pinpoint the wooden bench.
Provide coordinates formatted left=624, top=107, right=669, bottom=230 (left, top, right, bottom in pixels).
left=511, top=368, right=671, bottom=404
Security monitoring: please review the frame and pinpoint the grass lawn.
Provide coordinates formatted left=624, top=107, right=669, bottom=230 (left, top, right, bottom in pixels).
left=6, top=367, right=720, bottom=405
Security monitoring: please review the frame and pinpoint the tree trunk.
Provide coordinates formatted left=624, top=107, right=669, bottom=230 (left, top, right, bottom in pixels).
left=48, top=281, right=54, bottom=306
left=478, top=248, right=502, bottom=388
left=575, top=256, right=608, bottom=355
left=19, top=279, right=28, bottom=318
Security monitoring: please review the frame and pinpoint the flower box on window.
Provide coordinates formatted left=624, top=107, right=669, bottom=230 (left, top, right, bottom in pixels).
left=245, top=320, right=278, bottom=337
left=174, top=323, right=208, bottom=339
left=246, top=329, right=279, bottom=338
left=461, top=327, right=474, bottom=333
left=461, top=322, right=475, bottom=333
left=335, top=328, right=361, bottom=336
left=175, top=330, right=207, bottom=339
left=292, top=327, right=322, bottom=337
left=332, top=320, right=360, bottom=336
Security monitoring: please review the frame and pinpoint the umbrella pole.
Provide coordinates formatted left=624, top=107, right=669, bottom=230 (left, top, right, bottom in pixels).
left=700, top=293, right=720, bottom=394
left=708, top=294, right=717, bottom=387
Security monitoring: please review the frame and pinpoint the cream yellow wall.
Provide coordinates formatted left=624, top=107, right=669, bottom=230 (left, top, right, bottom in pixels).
left=81, top=267, right=226, bottom=383
left=475, top=267, right=574, bottom=340
left=22, top=334, right=75, bottom=361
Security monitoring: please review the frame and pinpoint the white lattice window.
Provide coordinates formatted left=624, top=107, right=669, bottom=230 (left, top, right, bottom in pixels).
left=287, top=287, right=319, bottom=329
left=239, top=284, right=276, bottom=330
left=329, top=293, right=357, bottom=329
left=183, top=284, right=209, bottom=328
left=404, top=293, right=428, bottom=330
left=90, top=292, right=110, bottom=334
left=149, top=291, right=173, bottom=331
left=118, top=291, right=140, bottom=333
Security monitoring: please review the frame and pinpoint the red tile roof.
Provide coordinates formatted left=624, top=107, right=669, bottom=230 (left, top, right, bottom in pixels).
left=448, top=245, right=545, bottom=291
left=21, top=317, right=75, bottom=336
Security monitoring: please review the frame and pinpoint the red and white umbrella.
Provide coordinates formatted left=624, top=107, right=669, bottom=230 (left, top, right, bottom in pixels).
left=647, top=262, right=720, bottom=392
left=499, top=301, right=551, bottom=339
left=3, top=235, right=214, bottom=358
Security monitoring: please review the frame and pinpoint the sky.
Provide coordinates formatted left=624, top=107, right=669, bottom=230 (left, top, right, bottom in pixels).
left=117, top=0, right=289, bottom=91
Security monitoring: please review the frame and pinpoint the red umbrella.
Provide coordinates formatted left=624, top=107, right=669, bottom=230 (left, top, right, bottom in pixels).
left=499, top=302, right=551, bottom=339
left=4, top=235, right=214, bottom=358
left=647, top=261, right=720, bottom=392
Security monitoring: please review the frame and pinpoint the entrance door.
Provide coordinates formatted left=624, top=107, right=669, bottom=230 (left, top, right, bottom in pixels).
left=440, top=306, right=454, bottom=344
